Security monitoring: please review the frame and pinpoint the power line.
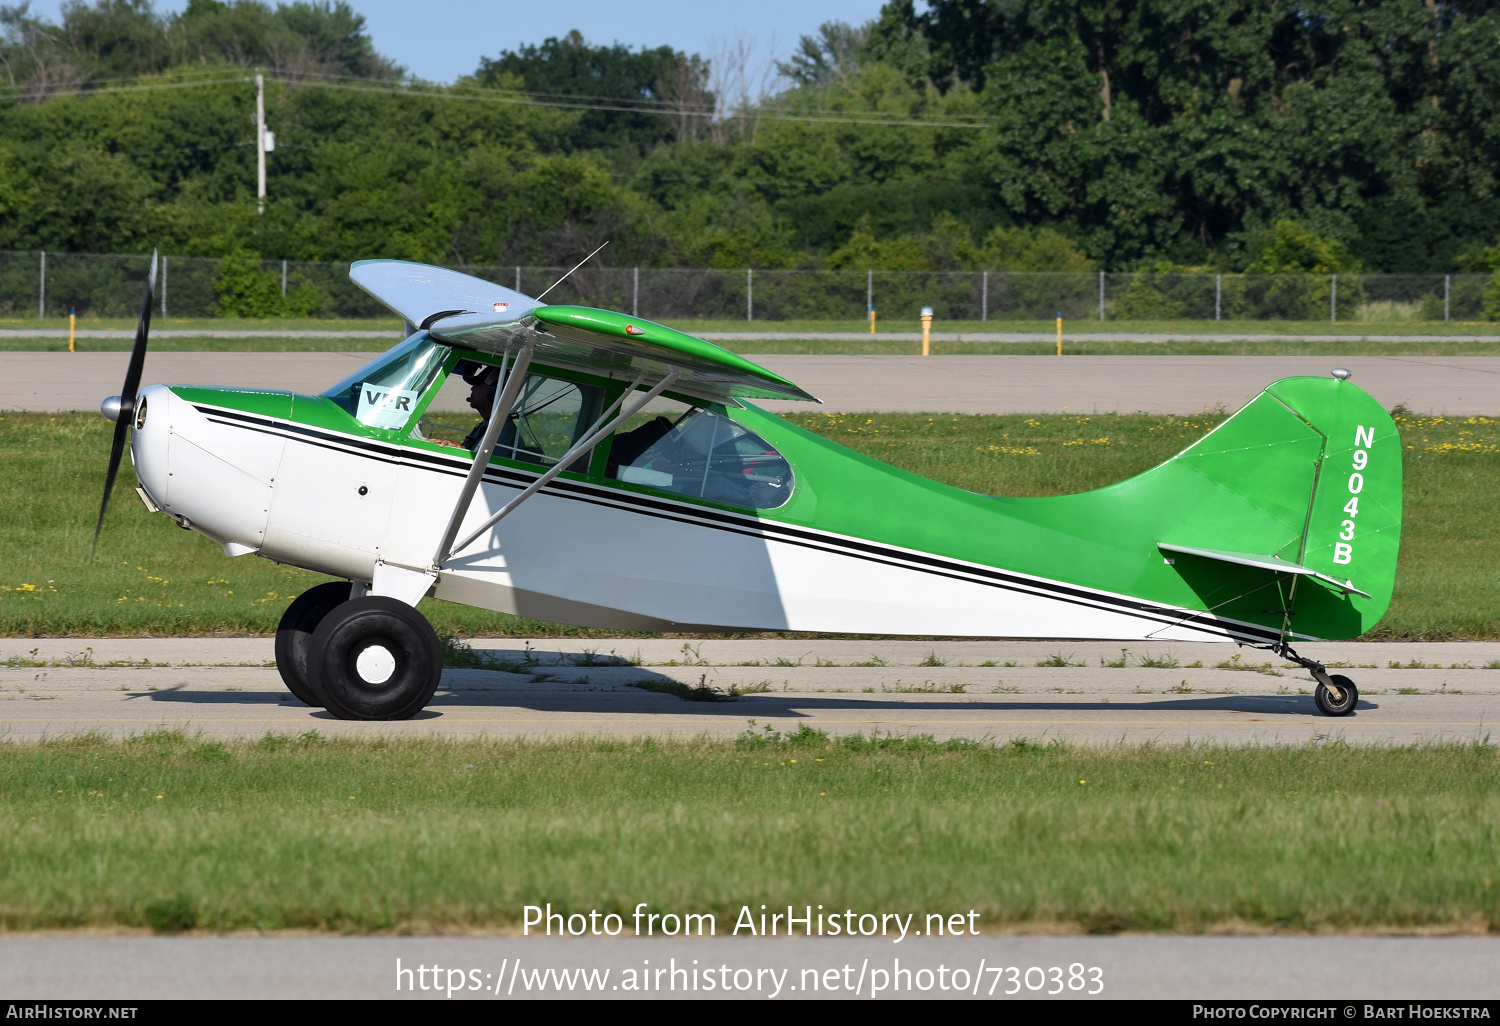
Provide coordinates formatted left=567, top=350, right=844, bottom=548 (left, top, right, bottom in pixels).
left=287, top=68, right=996, bottom=125
left=0, top=75, right=250, bottom=101
left=299, top=78, right=992, bottom=129
left=0, top=71, right=994, bottom=130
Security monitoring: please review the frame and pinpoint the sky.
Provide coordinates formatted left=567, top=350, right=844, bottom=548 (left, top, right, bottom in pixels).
left=28, top=0, right=890, bottom=83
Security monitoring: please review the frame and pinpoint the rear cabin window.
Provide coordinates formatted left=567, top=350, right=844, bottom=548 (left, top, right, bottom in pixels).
left=606, top=395, right=793, bottom=510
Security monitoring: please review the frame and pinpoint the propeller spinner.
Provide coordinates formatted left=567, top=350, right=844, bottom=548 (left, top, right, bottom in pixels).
left=93, top=250, right=158, bottom=556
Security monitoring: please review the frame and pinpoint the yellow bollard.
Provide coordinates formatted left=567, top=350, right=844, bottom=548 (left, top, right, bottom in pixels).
left=1055, top=311, right=1062, bottom=356
left=869, top=306, right=876, bottom=334
left=920, top=305, right=933, bottom=356
left=69, top=309, right=75, bottom=353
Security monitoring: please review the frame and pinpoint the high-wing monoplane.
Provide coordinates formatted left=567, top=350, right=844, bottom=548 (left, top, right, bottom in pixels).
left=97, top=256, right=1401, bottom=719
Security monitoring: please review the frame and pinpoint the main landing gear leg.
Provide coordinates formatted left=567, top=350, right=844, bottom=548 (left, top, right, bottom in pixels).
left=1270, top=641, right=1359, bottom=717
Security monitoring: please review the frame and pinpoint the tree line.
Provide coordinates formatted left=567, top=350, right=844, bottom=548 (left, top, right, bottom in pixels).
left=1, top=0, right=1499, bottom=280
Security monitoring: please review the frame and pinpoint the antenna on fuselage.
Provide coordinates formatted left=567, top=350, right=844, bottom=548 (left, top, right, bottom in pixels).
left=533, top=241, right=609, bottom=303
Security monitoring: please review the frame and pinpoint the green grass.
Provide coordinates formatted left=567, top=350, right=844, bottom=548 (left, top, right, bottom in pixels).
left=17, top=338, right=1500, bottom=356
left=11, top=316, right=1496, bottom=335
left=0, top=316, right=403, bottom=333
left=1, top=410, right=1495, bottom=638
left=3, top=337, right=400, bottom=352
left=4, top=315, right=1500, bottom=355
left=728, top=339, right=1500, bottom=356
left=677, top=318, right=1500, bottom=336
left=1, top=732, right=1496, bottom=933
left=0, top=316, right=404, bottom=353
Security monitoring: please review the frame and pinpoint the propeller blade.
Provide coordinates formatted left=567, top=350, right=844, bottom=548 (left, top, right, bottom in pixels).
left=92, top=251, right=158, bottom=557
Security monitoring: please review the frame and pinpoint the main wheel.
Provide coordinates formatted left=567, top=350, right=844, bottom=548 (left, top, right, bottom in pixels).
left=306, top=596, right=443, bottom=721
left=274, top=582, right=352, bottom=706
left=1314, top=674, right=1359, bottom=716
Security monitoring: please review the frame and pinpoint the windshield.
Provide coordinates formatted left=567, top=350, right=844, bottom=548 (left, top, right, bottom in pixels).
left=321, top=334, right=451, bottom=430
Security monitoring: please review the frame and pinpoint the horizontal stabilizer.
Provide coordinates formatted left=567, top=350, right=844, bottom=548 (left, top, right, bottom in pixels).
left=1158, top=543, right=1371, bottom=599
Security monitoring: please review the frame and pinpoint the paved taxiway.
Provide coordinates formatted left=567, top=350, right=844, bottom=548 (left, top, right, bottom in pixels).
left=3, top=934, right=1496, bottom=1000
left=5, top=639, right=1496, bottom=745
left=3, top=352, right=1499, bottom=415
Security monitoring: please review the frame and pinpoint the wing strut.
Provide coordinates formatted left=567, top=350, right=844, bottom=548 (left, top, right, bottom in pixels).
left=436, top=369, right=682, bottom=567
left=430, top=342, right=533, bottom=570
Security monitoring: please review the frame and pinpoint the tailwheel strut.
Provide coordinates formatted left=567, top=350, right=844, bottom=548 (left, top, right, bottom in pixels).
left=1267, top=641, right=1359, bottom=717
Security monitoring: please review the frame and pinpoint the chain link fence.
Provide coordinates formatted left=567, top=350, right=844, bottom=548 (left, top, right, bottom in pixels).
left=3, top=250, right=1495, bottom=323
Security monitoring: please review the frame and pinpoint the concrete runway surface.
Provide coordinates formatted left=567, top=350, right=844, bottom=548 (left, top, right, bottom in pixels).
left=4, top=639, right=1497, bottom=745
left=0, top=935, right=1495, bottom=999
left=3, top=352, right=1499, bottom=415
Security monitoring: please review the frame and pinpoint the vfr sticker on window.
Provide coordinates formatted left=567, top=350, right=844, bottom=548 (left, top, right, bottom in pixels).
left=358, top=385, right=420, bottom=429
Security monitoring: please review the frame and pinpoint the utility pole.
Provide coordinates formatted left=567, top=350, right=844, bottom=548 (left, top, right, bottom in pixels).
left=256, top=71, right=266, bottom=214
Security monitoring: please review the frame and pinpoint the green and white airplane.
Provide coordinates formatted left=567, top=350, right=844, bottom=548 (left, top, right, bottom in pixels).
left=97, top=255, right=1401, bottom=720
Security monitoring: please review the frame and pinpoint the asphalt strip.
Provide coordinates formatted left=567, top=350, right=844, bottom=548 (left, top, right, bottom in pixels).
left=0, top=935, right=1495, bottom=1000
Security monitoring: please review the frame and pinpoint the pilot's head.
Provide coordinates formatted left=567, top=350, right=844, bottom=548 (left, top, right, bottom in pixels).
left=458, top=362, right=500, bottom=415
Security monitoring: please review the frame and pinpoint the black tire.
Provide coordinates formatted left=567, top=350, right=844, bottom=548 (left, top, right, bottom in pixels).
left=306, top=596, right=443, bottom=720
left=274, top=582, right=351, bottom=707
left=1314, top=674, right=1359, bottom=716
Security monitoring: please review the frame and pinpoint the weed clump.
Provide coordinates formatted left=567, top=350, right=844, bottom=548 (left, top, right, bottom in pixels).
left=143, top=895, right=196, bottom=934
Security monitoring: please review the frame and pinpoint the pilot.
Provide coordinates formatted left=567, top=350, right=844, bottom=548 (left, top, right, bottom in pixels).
left=431, top=361, right=503, bottom=451
left=435, top=360, right=538, bottom=460
left=459, top=364, right=501, bottom=450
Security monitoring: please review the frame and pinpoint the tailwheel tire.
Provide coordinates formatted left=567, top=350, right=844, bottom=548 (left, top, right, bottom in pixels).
left=273, top=581, right=352, bottom=706
left=1314, top=674, right=1359, bottom=717
left=306, top=596, right=443, bottom=721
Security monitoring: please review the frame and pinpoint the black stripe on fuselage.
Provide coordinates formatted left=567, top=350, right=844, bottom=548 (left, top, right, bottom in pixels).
left=193, top=402, right=1283, bottom=644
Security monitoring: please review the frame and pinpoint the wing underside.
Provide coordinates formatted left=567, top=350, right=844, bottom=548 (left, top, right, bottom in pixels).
left=349, top=259, right=816, bottom=405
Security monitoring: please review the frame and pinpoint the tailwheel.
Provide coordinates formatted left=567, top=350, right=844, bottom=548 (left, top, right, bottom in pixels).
left=274, top=581, right=353, bottom=706
left=306, top=596, right=443, bottom=720
left=1314, top=674, right=1359, bottom=717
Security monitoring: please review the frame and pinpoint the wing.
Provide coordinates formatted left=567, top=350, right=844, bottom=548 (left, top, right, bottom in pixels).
left=349, top=260, right=817, bottom=405
left=349, top=259, right=540, bottom=331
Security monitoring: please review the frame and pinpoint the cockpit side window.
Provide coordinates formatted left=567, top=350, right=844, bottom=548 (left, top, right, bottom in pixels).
left=321, top=334, right=451, bottom=431
left=417, top=357, right=605, bottom=474
left=606, top=395, right=794, bottom=510
left=499, top=373, right=605, bottom=469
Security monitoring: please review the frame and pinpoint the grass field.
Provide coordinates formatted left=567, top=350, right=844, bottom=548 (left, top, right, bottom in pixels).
left=7, top=315, right=1497, bottom=335
left=16, top=338, right=1500, bottom=357
left=741, top=339, right=1500, bottom=356
left=1, top=732, right=1495, bottom=933
left=4, top=316, right=1500, bottom=357
left=1, top=410, right=1496, bottom=639
left=0, top=316, right=403, bottom=333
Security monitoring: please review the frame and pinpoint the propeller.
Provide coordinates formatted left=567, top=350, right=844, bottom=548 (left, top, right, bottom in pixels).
left=93, top=250, right=157, bottom=557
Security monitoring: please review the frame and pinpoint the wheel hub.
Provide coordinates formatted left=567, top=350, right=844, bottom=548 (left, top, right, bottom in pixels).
left=355, top=643, right=397, bottom=685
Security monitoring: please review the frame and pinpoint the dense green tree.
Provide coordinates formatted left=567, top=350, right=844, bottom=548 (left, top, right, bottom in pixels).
left=2, top=0, right=1500, bottom=280
left=885, top=0, right=1500, bottom=271
left=0, top=0, right=399, bottom=94
left=474, top=30, right=706, bottom=159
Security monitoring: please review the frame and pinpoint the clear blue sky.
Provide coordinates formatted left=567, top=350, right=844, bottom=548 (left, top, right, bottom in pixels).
left=30, top=0, right=889, bottom=83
